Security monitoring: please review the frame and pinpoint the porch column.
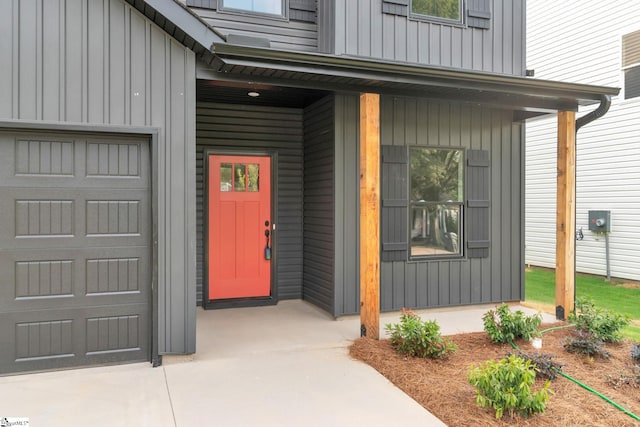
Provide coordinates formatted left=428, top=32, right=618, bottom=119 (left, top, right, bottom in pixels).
left=556, top=110, right=576, bottom=320
left=359, top=93, right=380, bottom=339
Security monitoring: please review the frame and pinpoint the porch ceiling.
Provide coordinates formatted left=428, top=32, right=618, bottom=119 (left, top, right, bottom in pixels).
left=196, top=79, right=330, bottom=108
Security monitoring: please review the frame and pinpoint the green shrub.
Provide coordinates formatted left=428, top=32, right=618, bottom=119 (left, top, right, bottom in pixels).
left=385, top=310, right=457, bottom=359
left=468, top=355, right=553, bottom=419
left=563, top=330, right=610, bottom=359
left=568, top=297, right=630, bottom=343
left=483, top=304, right=542, bottom=344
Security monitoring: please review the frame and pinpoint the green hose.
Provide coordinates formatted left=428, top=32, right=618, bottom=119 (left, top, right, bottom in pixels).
left=508, top=340, right=640, bottom=422
left=538, top=324, right=575, bottom=334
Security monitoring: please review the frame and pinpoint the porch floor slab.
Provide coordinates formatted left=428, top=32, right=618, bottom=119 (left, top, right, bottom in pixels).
left=0, top=300, right=554, bottom=426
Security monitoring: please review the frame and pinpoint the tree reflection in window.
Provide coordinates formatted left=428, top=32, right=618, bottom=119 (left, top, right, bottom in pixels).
left=410, top=147, right=463, bottom=257
left=221, top=162, right=259, bottom=192
left=411, top=0, right=461, bottom=21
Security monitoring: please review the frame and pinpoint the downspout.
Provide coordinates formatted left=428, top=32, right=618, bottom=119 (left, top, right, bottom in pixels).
left=571, top=94, right=612, bottom=309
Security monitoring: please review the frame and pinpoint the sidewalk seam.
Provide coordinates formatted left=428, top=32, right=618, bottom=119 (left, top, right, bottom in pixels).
left=163, top=366, right=178, bottom=427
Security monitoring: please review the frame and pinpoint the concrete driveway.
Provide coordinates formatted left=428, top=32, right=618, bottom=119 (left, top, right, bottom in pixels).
left=0, top=301, right=554, bottom=426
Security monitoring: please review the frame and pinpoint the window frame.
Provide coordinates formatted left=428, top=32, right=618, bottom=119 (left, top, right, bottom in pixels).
left=409, top=0, right=464, bottom=26
left=218, top=0, right=289, bottom=20
left=408, top=146, right=465, bottom=261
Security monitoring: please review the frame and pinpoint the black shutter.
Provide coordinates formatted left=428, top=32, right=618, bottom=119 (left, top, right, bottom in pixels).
left=625, top=66, right=640, bottom=100
left=381, top=145, right=409, bottom=262
left=186, top=0, right=217, bottom=9
left=466, top=150, right=490, bottom=258
left=382, top=0, right=409, bottom=17
left=290, top=0, right=317, bottom=23
left=467, top=0, right=491, bottom=29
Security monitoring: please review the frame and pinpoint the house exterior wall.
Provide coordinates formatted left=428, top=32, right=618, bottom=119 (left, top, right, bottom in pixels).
left=333, top=94, right=361, bottom=316
left=333, top=94, right=523, bottom=314
left=186, top=0, right=317, bottom=51
left=525, top=0, right=640, bottom=280
left=302, top=96, right=336, bottom=314
left=195, top=102, right=304, bottom=305
left=0, top=0, right=197, bottom=355
left=329, top=0, right=526, bottom=75
left=185, top=0, right=525, bottom=76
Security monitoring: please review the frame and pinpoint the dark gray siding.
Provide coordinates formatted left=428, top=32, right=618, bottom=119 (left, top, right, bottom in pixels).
left=376, top=96, right=523, bottom=311
left=330, top=0, right=525, bottom=75
left=188, top=4, right=317, bottom=52
left=317, top=0, right=335, bottom=53
left=333, top=94, right=360, bottom=316
left=195, top=103, right=304, bottom=304
left=302, top=96, right=335, bottom=313
left=0, top=0, right=196, bottom=355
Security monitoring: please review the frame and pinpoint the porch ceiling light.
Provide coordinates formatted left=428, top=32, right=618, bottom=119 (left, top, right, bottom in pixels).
left=247, top=91, right=260, bottom=97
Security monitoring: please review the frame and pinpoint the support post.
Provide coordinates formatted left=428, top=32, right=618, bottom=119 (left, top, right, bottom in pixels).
left=556, top=111, right=576, bottom=320
left=359, top=93, right=380, bottom=339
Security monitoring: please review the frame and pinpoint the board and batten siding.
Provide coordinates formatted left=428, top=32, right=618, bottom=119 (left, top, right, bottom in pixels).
left=526, top=0, right=640, bottom=281
left=195, top=103, right=304, bottom=305
left=378, top=97, right=523, bottom=310
left=302, top=96, right=335, bottom=314
left=333, top=94, right=360, bottom=316
left=328, top=0, right=525, bottom=75
left=187, top=3, right=317, bottom=52
left=0, top=0, right=197, bottom=355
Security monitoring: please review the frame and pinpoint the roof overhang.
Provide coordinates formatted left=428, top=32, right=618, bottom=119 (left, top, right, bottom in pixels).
left=199, top=43, right=619, bottom=118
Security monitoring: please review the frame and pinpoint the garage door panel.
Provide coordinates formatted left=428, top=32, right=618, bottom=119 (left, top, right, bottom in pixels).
left=0, top=190, right=150, bottom=248
left=0, top=131, right=151, bottom=374
left=0, top=133, right=149, bottom=188
left=0, top=304, right=149, bottom=374
left=0, top=249, right=150, bottom=312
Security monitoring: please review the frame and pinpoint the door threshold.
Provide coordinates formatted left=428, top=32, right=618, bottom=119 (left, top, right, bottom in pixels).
left=204, top=296, right=277, bottom=310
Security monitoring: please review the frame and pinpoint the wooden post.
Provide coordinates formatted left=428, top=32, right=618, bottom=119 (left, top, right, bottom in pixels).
left=556, top=111, right=576, bottom=320
left=359, top=93, right=380, bottom=339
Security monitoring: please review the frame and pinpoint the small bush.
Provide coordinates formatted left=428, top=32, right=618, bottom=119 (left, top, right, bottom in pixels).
left=563, top=330, right=610, bottom=359
left=468, top=355, right=553, bottom=419
left=631, top=342, right=640, bottom=363
left=511, top=351, right=564, bottom=380
left=568, top=297, right=630, bottom=343
left=606, top=368, right=640, bottom=389
left=483, top=304, right=542, bottom=344
left=385, top=309, right=457, bottom=359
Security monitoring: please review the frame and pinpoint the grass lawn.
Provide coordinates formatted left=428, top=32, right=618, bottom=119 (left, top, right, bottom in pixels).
left=525, top=267, right=640, bottom=341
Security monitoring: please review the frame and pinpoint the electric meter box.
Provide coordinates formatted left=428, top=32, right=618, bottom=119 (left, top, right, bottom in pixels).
left=588, top=210, right=610, bottom=232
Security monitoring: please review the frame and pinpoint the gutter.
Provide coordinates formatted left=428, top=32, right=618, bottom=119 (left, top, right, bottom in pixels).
left=572, top=94, right=613, bottom=311
left=576, top=94, right=612, bottom=131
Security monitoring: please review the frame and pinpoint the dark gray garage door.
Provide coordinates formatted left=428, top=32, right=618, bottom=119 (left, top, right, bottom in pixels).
left=0, top=131, right=151, bottom=374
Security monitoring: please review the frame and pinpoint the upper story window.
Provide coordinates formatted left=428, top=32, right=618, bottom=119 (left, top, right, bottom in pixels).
left=622, top=30, right=640, bottom=100
left=411, top=0, right=463, bottom=24
left=409, top=147, right=464, bottom=258
left=220, top=0, right=286, bottom=17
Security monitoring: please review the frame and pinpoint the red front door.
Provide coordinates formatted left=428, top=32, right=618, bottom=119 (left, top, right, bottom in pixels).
left=208, top=155, right=272, bottom=300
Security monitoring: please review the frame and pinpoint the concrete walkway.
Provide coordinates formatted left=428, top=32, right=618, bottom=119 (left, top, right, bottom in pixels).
left=0, top=301, right=555, bottom=426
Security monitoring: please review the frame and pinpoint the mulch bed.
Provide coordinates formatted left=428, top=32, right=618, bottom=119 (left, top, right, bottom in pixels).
left=350, top=323, right=640, bottom=426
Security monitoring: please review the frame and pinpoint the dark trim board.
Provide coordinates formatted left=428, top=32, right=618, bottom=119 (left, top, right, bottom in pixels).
left=202, top=148, right=279, bottom=309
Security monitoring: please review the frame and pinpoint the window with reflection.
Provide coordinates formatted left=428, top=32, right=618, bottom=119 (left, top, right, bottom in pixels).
left=411, top=0, right=462, bottom=23
left=221, top=0, right=285, bottom=16
left=410, top=147, right=463, bottom=258
left=220, top=163, right=259, bottom=192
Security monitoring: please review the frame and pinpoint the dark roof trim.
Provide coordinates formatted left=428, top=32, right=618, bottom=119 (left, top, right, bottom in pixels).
left=126, top=0, right=225, bottom=63
left=208, top=43, right=619, bottom=112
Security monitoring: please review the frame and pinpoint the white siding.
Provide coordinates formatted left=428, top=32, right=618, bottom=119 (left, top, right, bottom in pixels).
left=526, top=1, right=640, bottom=280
